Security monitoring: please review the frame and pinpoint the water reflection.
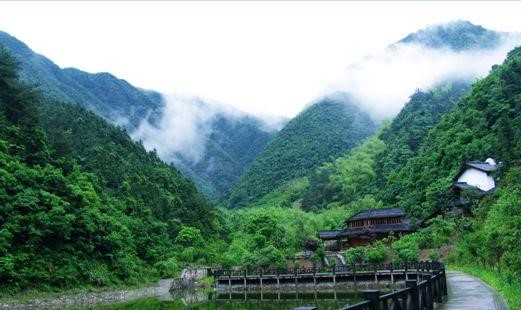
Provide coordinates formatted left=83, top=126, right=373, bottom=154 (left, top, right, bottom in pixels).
left=150, top=288, right=365, bottom=310
left=100, top=287, right=404, bottom=309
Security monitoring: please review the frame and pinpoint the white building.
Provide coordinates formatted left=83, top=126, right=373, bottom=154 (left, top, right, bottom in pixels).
left=452, top=158, right=498, bottom=192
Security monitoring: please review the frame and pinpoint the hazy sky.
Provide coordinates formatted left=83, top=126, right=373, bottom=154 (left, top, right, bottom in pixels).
left=0, top=1, right=520, bottom=117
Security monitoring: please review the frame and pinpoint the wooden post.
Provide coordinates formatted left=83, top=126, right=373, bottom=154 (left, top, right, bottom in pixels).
left=426, top=275, right=434, bottom=310
left=406, top=280, right=419, bottom=310
left=442, top=271, right=448, bottom=296
left=295, top=267, right=298, bottom=287
left=390, top=263, right=394, bottom=284
left=260, top=269, right=263, bottom=290
left=333, top=265, right=336, bottom=287
left=353, top=264, right=357, bottom=287
left=313, top=266, right=317, bottom=288
left=434, top=271, right=442, bottom=303
left=374, top=264, right=378, bottom=284
left=363, top=290, right=380, bottom=310
left=277, top=269, right=280, bottom=289
left=405, top=261, right=409, bottom=280
left=243, top=270, right=247, bottom=290
left=228, top=272, right=231, bottom=289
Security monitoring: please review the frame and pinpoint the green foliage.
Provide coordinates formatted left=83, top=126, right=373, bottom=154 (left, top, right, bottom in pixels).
left=428, top=251, right=441, bottom=262
left=173, top=114, right=276, bottom=202
left=344, top=247, right=366, bottom=265
left=365, top=241, right=388, bottom=264
left=301, top=136, right=387, bottom=212
left=0, top=30, right=275, bottom=204
left=175, top=226, right=204, bottom=248
left=392, top=235, right=420, bottom=263
left=153, top=257, right=180, bottom=278
left=376, top=81, right=470, bottom=181
left=378, top=47, right=521, bottom=219
left=0, top=46, right=220, bottom=293
left=219, top=205, right=354, bottom=269
left=225, top=94, right=376, bottom=208
left=342, top=241, right=387, bottom=265
left=449, top=166, right=521, bottom=280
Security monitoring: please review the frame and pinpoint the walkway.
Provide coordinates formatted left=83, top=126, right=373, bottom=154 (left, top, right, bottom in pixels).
left=442, top=270, right=508, bottom=310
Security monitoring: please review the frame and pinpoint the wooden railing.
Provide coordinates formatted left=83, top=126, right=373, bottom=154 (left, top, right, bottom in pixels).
left=337, top=266, right=447, bottom=310
left=213, top=261, right=447, bottom=310
left=213, top=261, right=444, bottom=279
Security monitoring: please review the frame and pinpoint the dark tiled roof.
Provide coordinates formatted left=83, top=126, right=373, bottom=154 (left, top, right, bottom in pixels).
left=337, top=222, right=413, bottom=237
left=348, top=208, right=405, bottom=221
left=452, top=182, right=477, bottom=190
left=465, top=161, right=497, bottom=172
left=318, top=230, right=343, bottom=240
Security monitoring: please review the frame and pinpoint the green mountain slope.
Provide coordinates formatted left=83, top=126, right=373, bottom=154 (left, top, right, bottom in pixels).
left=299, top=81, right=471, bottom=212
left=0, top=30, right=276, bottom=201
left=381, top=46, right=521, bottom=218
left=0, top=31, right=162, bottom=131
left=376, top=81, right=471, bottom=180
left=0, top=46, right=218, bottom=292
left=172, top=114, right=275, bottom=201
left=225, top=93, right=377, bottom=208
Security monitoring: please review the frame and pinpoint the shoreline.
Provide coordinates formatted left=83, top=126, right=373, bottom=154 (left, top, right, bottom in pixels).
left=0, top=279, right=172, bottom=310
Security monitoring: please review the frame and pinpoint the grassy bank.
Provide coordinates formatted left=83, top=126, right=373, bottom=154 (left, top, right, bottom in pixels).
left=449, top=265, right=521, bottom=310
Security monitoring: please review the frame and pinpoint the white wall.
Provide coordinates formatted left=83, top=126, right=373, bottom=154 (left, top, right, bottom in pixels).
left=457, top=167, right=495, bottom=191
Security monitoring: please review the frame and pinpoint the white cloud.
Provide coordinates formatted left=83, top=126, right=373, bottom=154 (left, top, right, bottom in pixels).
left=130, top=93, right=281, bottom=164
left=1, top=1, right=521, bottom=117
left=326, top=34, right=521, bottom=120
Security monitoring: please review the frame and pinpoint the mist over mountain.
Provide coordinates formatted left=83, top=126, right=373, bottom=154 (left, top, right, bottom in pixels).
left=223, top=20, right=520, bottom=208
left=327, top=20, right=521, bottom=120
left=132, top=94, right=284, bottom=201
left=399, top=20, right=503, bottom=50
left=0, top=30, right=283, bottom=200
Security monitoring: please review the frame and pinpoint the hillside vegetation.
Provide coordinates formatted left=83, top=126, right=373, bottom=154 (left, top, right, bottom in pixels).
left=0, top=31, right=276, bottom=202
left=225, top=94, right=376, bottom=208
left=0, top=47, right=220, bottom=293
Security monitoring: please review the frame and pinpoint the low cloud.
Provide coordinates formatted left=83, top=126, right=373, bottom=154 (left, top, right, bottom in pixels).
left=326, top=34, right=521, bottom=120
left=131, top=94, right=281, bottom=164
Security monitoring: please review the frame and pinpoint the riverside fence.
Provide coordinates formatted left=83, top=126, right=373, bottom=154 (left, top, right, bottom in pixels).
left=214, top=261, right=447, bottom=309
left=213, top=261, right=445, bottom=290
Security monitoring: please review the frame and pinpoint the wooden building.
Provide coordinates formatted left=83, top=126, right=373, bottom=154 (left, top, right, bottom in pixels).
left=318, top=207, right=412, bottom=250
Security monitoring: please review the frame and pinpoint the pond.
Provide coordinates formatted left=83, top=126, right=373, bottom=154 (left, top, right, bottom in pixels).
left=97, top=288, right=368, bottom=310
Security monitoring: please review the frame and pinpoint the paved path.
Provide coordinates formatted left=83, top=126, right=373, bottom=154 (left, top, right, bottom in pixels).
left=442, top=270, right=508, bottom=310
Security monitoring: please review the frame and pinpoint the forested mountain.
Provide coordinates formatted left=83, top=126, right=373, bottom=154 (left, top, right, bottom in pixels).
left=376, top=81, right=471, bottom=180
left=171, top=114, right=276, bottom=201
left=0, top=31, right=163, bottom=131
left=399, top=20, right=505, bottom=50
left=380, top=46, right=521, bottom=218
left=0, top=46, right=220, bottom=292
left=299, top=81, right=471, bottom=212
left=225, top=93, right=377, bottom=208
left=0, top=30, right=277, bottom=201
left=224, top=21, right=517, bottom=210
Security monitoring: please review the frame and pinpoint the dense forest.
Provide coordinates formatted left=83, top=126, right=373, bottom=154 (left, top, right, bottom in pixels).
left=217, top=46, right=521, bottom=307
left=1, top=20, right=521, bottom=309
left=0, top=46, right=222, bottom=293
left=225, top=94, right=376, bottom=208
left=0, top=30, right=276, bottom=202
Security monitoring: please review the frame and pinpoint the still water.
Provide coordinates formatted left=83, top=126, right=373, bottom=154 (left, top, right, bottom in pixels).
left=98, top=289, right=366, bottom=310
